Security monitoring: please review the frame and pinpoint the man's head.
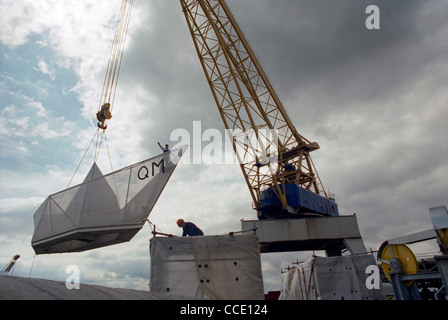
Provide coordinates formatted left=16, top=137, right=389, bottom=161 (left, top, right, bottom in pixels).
left=177, top=219, right=185, bottom=228
left=165, top=144, right=169, bottom=149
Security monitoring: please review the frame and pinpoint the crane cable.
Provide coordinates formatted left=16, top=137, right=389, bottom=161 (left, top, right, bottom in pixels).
left=66, top=0, right=133, bottom=190
left=96, top=0, right=134, bottom=131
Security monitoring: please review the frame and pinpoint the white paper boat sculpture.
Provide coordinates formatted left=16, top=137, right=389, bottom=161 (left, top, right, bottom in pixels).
left=31, top=145, right=187, bottom=254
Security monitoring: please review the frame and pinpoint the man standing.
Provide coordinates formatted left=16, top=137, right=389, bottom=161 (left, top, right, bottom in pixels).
left=158, top=142, right=170, bottom=153
left=177, top=219, right=204, bottom=237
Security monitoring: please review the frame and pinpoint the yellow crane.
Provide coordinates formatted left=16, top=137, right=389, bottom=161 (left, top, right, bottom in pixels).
left=180, top=0, right=338, bottom=219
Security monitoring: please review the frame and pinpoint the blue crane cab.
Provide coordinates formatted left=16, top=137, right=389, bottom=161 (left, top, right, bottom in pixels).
left=258, top=183, right=339, bottom=219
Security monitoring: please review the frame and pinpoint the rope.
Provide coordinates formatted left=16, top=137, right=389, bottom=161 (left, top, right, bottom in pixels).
left=28, top=254, right=36, bottom=278
left=104, top=132, right=114, bottom=173
left=94, top=130, right=105, bottom=163
left=146, top=220, right=174, bottom=237
left=66, top=128, right=100, bottom=189
left=64, top=1, right=133, bottom=191
left=97, top=0, right=133, bottom=130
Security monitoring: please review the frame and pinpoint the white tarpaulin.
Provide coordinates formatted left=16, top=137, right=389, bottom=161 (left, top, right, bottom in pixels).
left=279, top=254, right=385, bottom=300
left=32, top=146, right=187, bottom=254
left=149, top=233, right=265, bottom=300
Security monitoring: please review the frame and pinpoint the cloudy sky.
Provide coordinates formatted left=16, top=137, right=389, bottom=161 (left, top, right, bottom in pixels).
left=1, top=0, right=447, bottom=293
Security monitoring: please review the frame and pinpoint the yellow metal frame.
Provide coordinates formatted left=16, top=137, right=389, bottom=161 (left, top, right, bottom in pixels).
left=180, top=0, right=327, bottom=214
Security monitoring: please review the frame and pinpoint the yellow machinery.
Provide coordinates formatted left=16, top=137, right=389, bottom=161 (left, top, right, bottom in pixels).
left=377, top=206, right=448, bottom=300
left=378, top=242, right=419, bottom=289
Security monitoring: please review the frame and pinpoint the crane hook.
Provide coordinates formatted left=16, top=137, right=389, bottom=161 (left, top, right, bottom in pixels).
left=96, top=103, right=112, bottom=130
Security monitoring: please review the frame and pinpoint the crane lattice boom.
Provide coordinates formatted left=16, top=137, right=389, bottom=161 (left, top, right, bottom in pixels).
left=181, top=0, right=333, bottom=218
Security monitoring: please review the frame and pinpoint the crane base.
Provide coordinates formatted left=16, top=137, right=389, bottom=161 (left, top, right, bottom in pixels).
left=241, top=215, right=366, bottom=256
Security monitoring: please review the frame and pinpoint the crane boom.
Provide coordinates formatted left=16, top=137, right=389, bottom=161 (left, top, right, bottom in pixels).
left=181, top=0, right=337, bottom=218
